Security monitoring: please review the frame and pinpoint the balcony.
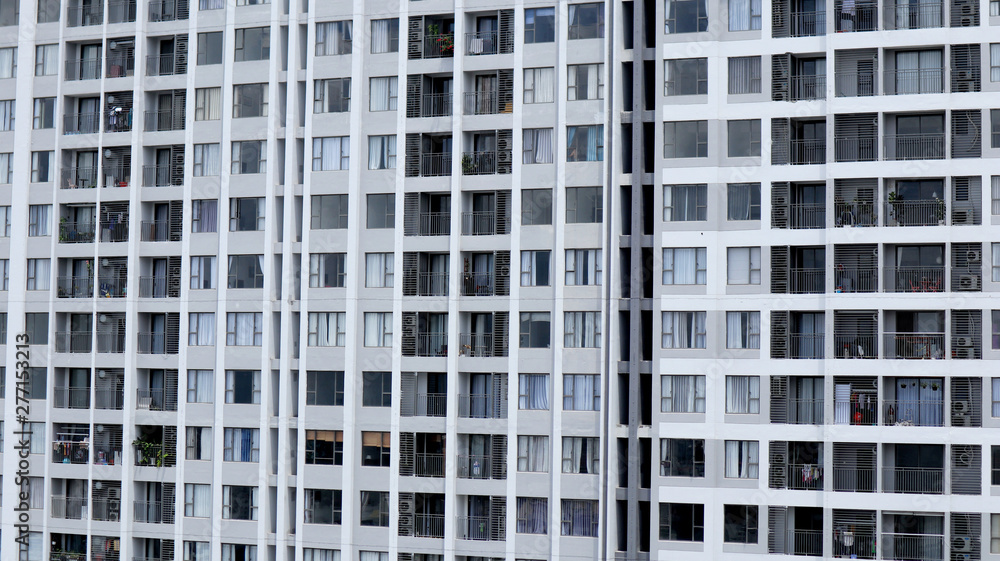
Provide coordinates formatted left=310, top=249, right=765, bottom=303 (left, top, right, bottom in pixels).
left=96, top=332, right=126, bottom=353
left=136, top=388, right=173, bottom=411
left=418, top=212, right=451, bottom=235
left=148, top=0, right=183, bottom=21
left=835, top=2, right=877, bottom=31
left=55, top=331, right=93, bottom=353
left=887, top=1, right=943, bottom=29
left=57, top=276, right=94, bottom=298
left=138, top=276, right=170, bottom=298
left=49, top=552, right=86, bottom=561
left=103, top=163, right=132, bottom=188
left=140, top=221, right=170, bottom=241
left=134, top=442, right=171, bottom=467
left=67, top=3, right=103, bottom=26
left=883, top=399, right=943, bottom=426
left=51, top=496, right=88, bottom=520
left=457, top=454, right=492, bottom=479
left=59, top=222, right=96, bottom=243
left=461, top=211, right=502, bottom=235
left=105, top=55, right=134, bottom=78
left=95, top=387, right=125, bottom=410
left=788, top=334, right=825, bottom=359
left=64, top=112, right=101, bottom=135
left=465, top=30, right=510, bottom=55
left=463, top=91, right=499, bottom=115
left=461, top=272, right=495, bottom=296
left=882, top=466, right=943, bottom=494
left=143, top=110, right=182, bottom=132
left=415, top=393, right=446, bottom=416
left=790, top=530, right=824, bottom=556
left=415, top=453, right=445, bottom=477
left=833, top=266, right=878, bottom=292
left=834, top=135, right=878, bottom=162
left=91, top=498, right=121, bottom=521
left=93, top=444, right=123, bottom=465
left=459, top=333, right=506, bottom=357
left=885, top=69, right=944, bottom=95
left=832, top=466, right=876, bottom=492
left=835, top=71, right=877, bottom=97
left=137, top=332, right=167, bottom=354
left=883, top=333, right=944, bottom=359
left=833, top=333, right=877, bottom=358
left=788, top=268, right=825, bottom=293
left=134, top=500, right=173, bottom=523
left=790, top=139, right=826, bottom=164
left=414, top=514, right=446, bottom=538
left=145, top=54, right=177, bottom=76
left=420, top=153, right=452, bottom=177
left=884, top=198, right=945, bottom=225
left=100, top=222, right=129, bottom=243
left=61, top=167, right=98, bottom=190
left=97, top=277, right=127, bottom=297
left=53, top=386, right=91, bottom=409
left=786, top=464, right=824, bottom=490
left=65, top=58, right=102, bottom=81
left=461, top=151, right=503, bottom=175
left=416, top=332, right=448, bottom=357
left=790, top=10, right=826, bottom=36
left=53, top=441, right=90, bottom=464
left=791, top=75, right=826, bottom=101
left=419, top=93, right=452, bottom=117
left=107, top=0, right=137, bottom=23
left=884, top=266, right=944, bottom=292
left=880, top=532, right=943, bottom=561
left=458, top=394, right=507, bottom=419
left=417, top=272, right=449, bottom=296
left=142, top=165, right=172, bottom=187
left=456, top=516, right=504, bottom=540
left=423, top=34, right=455, bottom=58
left=105, top=108, right=133, bottom=133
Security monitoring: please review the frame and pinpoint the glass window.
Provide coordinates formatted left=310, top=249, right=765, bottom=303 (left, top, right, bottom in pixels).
left=519, top=312, right=551, bottom=348
left=194, top=87, right=221, bottom=120
left=726, top=311, right=761, bottom=349
left=728, top=119, right=761, bottom=157
left=724, top=505, right=759, bottom=543
left=362, top=371, right=391, bottom=407
left=665, top=0, right=708, bottom=33
left=520, top=250, right=551, bottom=286
left=197, top=32, right=223, bottom=65
left=727, top=247, right=761, bottom=284
left=233, top=83, right=268, bottom=117
left=522, top=189, right=552, bottom=225
left=234, top=27, right=270, bottom=62
left=519, top=373, right=550, bottom=410
left=366, top=194, right=394, bottom=228
left=664, top=58, right=707, bottom=96
left=306, top=371, right=345, bottom=406
left=664, top=121, right=708, bottom=158
left=525, top=8, right=555, bottom=42
left=566, top=187, right=603, bottom=223
left=314, top=78, right=351, bottom=113
left=728, top=56, right=762, bottom=94
left=231, top=141, right=266, bottom=174
left=311, top=195, right=349, bottom=229
left=661, top=375, right=706, bottom=412
left=316, top=21, right=353, bottom=56
left=369, top=77, right=398, bottom=111
left=34, top=44, right=56, bottom=75
left=728, top=0, right=762, bottom=30
left=660, top=439, right=706, bottom=477
left=360, top=432, right=391, bottom=466
left=724, top=440, right=759, bottom=477
left=524, top=67, right=555, bottom=103
left=728, top=183, right=761, bottom=220
left=566, top=125, right=604, bottom=161
left=370, top=19, right=399, bottom=53
left=663, top=184, right=708, bottom=221
left=662, top=248, right=707, bottom=285
left=312, top=137, right=350, bottom=171
left=661, top=311, right=707, bottom=349
left=567, top=64, right=604, bottom=100
left=659, top=503, right=705, bottom=541
left=568, top=3, right=604, bottom=39
left=725, top=376, right=760, bottom=413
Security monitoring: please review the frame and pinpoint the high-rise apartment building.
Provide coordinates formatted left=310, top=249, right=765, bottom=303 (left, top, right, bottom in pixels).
left=1, top=0, right=999, bottom=560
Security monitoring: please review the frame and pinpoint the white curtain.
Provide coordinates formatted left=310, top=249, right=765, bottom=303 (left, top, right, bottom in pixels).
left=728, top=57, right=760, bottom=94
left=993, top=45, right=1000, bottom=82
left=519, top=374, right=549, bottom=409
left=317, top=22, right=352, bottom=55
left=310, top=312, right=345, bottom=346
left=0, top=99, right=13, bottom=130
left=26, top=478, right=43, bottom=508
left=523, top=129, right=553, bottom=164
left=993, top=378, right=1000, bottom=417
left=517, top=435, right=549, bottom=471
left=371, top=19, right=393, bottom=53
left=726, top=375, right=760, bottom=413
left=729, top=0, right=750, bottom=30
left=224, top=428, right=260, bottom=462
left=369, top=77, right=397, bottom=111
left=29, top=205, right=50, bottom=236
left=368, top=135, right=396, bottom=169
left=662, top=375, right=706, bottom=412
left=728, top=183, right=752, bottom=219
left=194, top=144, right=220, bottom=176
left=724, top=440, right=759, bottom=478
left=565, top=374, right=599, bottom=410
left=228, top=312, right=261, bottom=346
left=187, top=484, right=211, bottom=517
left=189, top=313, right=215, bottom=346
left=0, top=47, right=14, bottom=78
left=365, top=253, right=393, bottom=287
left=727, top=311, right=760, bottom=349
left=304, top=550, right=341, bottom=561
left=565, top=311, right=601, bottom=347
left=665, top=248, right=704, bottom=284
left=993, top=244, right=1000, bottom=282
left=358, top=553, right=386, bottom=561
left=186, top=542, right=211, bottom=561
left=188, top=369, right=213, bottom=402
left=363, top=312, right=391, bottom=347
left=834, top=383, right=851, bottom=424
left=29, top=422, right=45, bottom=454
left=894, top=378, right=943, bottom=426
left=191, top=256, right=216, bottom=289
left=562, top=437, right=598, bottom=474
left=201, top=87, right=221, bottom=120
left=313, top=137, right=349, bottom=171
left=566, top=249, right=602, bottom=285
left=524, top=67, right=555, bottom=103
left=27, top=259, right=50, bottom=290
left=662, top=311, right=706, bottom=349
left=193, top=200, right=218, bottom=233
left=727, top=247, right=760, bottom=284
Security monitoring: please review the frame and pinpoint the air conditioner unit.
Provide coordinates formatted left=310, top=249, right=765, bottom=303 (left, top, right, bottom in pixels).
left=960, top=15, right=974, bottom=25
left=954, top=336, right=974, bottom=347
left=955, top=347, right=975, bottom=359
left=108, top=488, right=120, bottom=499
left=496, top=150, right=511, bottom=163
left=952, top=209, right=974, bottom=224
left=497, top=137, right=513, bottom=151
left=772, top=454, right=786, bottom=464
left=773, top=90, right=789, bottom=101
left=953, top=537, right=972, bottom=552
left=967, top=249, right=982, bottom=263
left=952, top=400, right=970, bottom=414
left=956, top=70, right=973, bottom=81
left=399, top=497, right=414, bottom=513
left=958, top=275, right=981, bottom=290
left=953, top=414, right=972, bottom=427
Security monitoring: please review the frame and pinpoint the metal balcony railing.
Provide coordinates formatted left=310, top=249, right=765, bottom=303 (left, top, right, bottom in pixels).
left=67, top=3, right=103, bottom=26
left=461, top=151, right=498, bottom=175
left=140, top=221, right=170, bottom=241
left=418, top=212, right=450, bottom=235
left=463, top=90, right=498, bottom=115
left=833, top=266, right=878, bottom=293
left=91, top=498, right=122, bottom=521
left=459, top=333, right=495, bottom=357
left=884, top=266, right=945, bottom=292
left=834, top=134, right=879, bottom=162
left=93, top=444, right=123, bottom=465
left=99, top=222, right=129, bottom=242
left=883, top=332, right=945, bottom=359
left=96, top=331, right=126, bottom=353
left=791, top=529, right=824, bottom=556
left=65, top=58, right=102, bottom=81
left=884, top=198, right=946, bottom=225
left=461, top=272, right=495, bottom=296
left=136, top=388, right=173, bottom=411
left=789, top=205, right=827, bottom=229
left=788, top=268, right=825, bottom=293
left=103, top=164, right=132, bottom=187
left=105, top=109, right=133, bottom=134
left=61, top=167, right=98, bottom=189
left=835, top=4, right=877, bottom=30
left=138, top=276, right=170, bottom=298
left=885, top=69, right=944, bottom=95
left=60, top=221, right=96, bottom=243
left=414, top=514, right=446, bottom=538
left=54, top=331, right=93, bottom=353
left=417, top=272, right=449, bottom=296
left=465, top=30, right=508, bottom=55
left=137, top=332, right=168, bottom=354
left=833, top=334, right=878, bottom=358
left=790, top=10, right=826, bottom=36
left=788, top=334, right=825, bottom=359
left=883, top=399, right=943, bottom=426
left=57, top=276, right=94, bottom=298
left=889, top=2, right=943, bottom=29
left=784, top=398, right=825, bottom=424
left=51, top=495, right=88, bottom=519
left=143, top=110, right=182, bottom=132
left=416, top=332, right=448, bottom=357
left=458, top=393, right=507, bottom=419
left=790, top=139, right=826, bottom=164
left=64, top=112, right=101, bottom=134
left=95, top=387, right=125, bottom=410
left=134, top=500, right=173, bottom=523
left=49, top=552, right=86, bottom=561
left=462, top=211, right=502, bottom=235
left=835, top=71, right=878, bottom=97
left=834, top=201, right=878, bottom=227
left=415, top=393, right=447, bottom=416
left=145, top=54, right=177, bottom=76
left=419, top=93, right=452, bottom=117
left=53, top=386, right=91, bottom=409
left=457, top=454, right=492, bottom=479
left=881, top=466, right=943, bottom=494
left=142, top=165, right=173, bottom=187
left=786, top=463, right=824, bottom=489
left=420, top=153, right=452, bottom=177
left=881, top=532, right=944, bottom=561
left=107, top=0, right=137, bottom=22
left=423, top=34, right=455, bottom=58
left=148, top=0, right=182, bottom=21
left=456, top=516, right=503, bottom=540
left=53, top=440, right=90, bottom=464
left=790, top=75, right=826, bottom=100
left=831, top=466, right=876, bottom=492
left=134, top=442, right=169, bottom=466
left=415, top=453, right=445, bottom=477
left=105, top=55, right=134, bottom=78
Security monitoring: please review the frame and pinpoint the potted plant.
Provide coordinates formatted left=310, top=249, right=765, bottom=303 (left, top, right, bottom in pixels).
left=461, top=154, right=475, bottom=175
left=934, top=197, right=945, bottom=225
left=887, top=191, right=904, bottom=224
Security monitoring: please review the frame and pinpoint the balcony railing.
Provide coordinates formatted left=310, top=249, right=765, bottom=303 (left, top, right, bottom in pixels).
left=462, top=211, right=502, bottom=235
left=53, top=386, right=91, bottom=409
left=143, top=110, right=182, bottom=132
left=91, top=498, right=122, bottom=521
left=53, top=440, right=90, bottom=464
left=465, top=30, right=508, bottom=55
left=788, top=268, right=825, bottom=293
left=105, top=55, right=134, bottom=78
left=134, top=442, right=170, bottom=466
left=95, top=387, right=125, bottom=410
left=885, top=69, right=944, bottom=95
left=790, top=10, right=826, bottom=36
left=786, top=463, right=824, bottom=489
left=882, top=466, right=943, bottom=494
left=416, top=332, right=448, bottom=357
left=884, top=266, right=944, bottom=292
left=835, top=3, right=877, bottom=31
left=420, top=153, right=452, bottom=177
left=65, top=58, right=102, bottom=81
left=138, top=276, right=170, bottom=298
left=834, top=71, right=878, bottom=97
left=99, top=222, right=129, bottom=242
left=148, top=0, right=183, bottom=21
left=49, top=552, right=86, bottom=561
left=107, top=0, right=137, bottom=23
left=64, top=112, right=101, bottom=134
left=137, top=332, right=168, bottom=354
left=140, top=221, right=171, bottom=241
left=834, top=135, right=878, bottom=162
left=57, top=276, right=94, bottom=298
left=881, top=532, right=944, bottom=561
left=415, top=393, right=447, bottom=416
left=418, top=212, right=450, bottom=235
left=415, top=453, right=445, bottom=477
left=784, top=399, right=825, bottom=424
left=888, top=2, right=943, bottom=29
left=419, top=93, right=452, bottom=117
left=833, top=334, right=878, bottom=358
left=93, top=444, right=124, bottom=465
left=414, top=514, right=446, bottom=538
left=461, top=272, right=495, bottom=296
left=790, top=75, right=826, bottom=100
left=134, top=500, right=173, bottom=523
left=61, top=167, right=98, bottom=189
left=423, top=34, right=455, bottom=58
left=105, top=108, right=133, bottom=133
left=96, top=331, right=126, bottom=353
left=883, top=333, right=945, bottom=359
left=51, top=495, right=88, bottom=519
left=831, top=466, right=876, bottom=492
left=103, top=164, right=132, bottom=188
left=54, top=331, right=93, bottom=353
left=884, top=198, right=946, bottom=225
left=463, top=90, right=498, bottom=115
left=790, top=139, right=826, bottom=164
left=145, top=54, right=177, bottom=76
left=137, top=388, right=173, bottom=411
left=835, top=201, right=878, bottom=227
left=788, top=334, right=824, bottom=359
left=883, top=399, right=943, bottom=426
left=461, top=151, right=498, bottom=175
left=142, top=165, right=173, bottom=187
left=98, top=277, right=127, bottom=297
left=67, top=3, right=103, bottom=26
left=791, top=530, right=824, bottom=556
left=457, top=454, right=492, bottom=479
left=456, top=516, right=503, bottom=541
left=459, top=333, right=499, bottom=357
left=417, top=272, right=449, bottom=296
left=833, top=266, right=878, bottom=292
left=60, top=222, right=96, bottom=243
left=458, top=393, right=507, bottom=419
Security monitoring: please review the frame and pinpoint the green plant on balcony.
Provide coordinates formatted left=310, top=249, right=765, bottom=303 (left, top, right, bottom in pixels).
left=132, top=437, right=169, bottom=467
left=887, top=191, right=904, bottom=223
left=426, top=24, right=454, bottom=55
left=461, top=154, right=475, bottom=174
left=933, top=197, right=945, bottom=223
